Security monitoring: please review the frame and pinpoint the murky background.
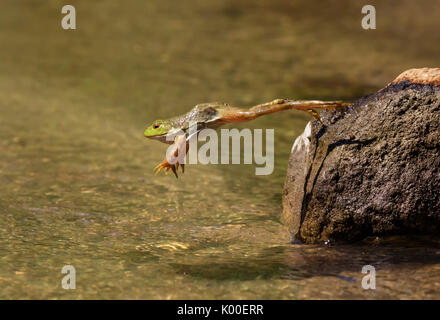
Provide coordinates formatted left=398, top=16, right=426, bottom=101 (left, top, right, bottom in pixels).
left=1, top=0, right=440, bottom=299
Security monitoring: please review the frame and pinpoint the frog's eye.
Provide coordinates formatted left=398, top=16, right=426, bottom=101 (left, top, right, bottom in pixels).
left=153, top=122, right=162, bottom=129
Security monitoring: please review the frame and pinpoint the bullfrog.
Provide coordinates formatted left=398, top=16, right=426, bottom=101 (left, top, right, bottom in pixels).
left=144, top=98, right=351, bottom=177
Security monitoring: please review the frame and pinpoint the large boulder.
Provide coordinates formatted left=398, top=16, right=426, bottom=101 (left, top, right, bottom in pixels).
left=282, top=68, right=440, bottom=243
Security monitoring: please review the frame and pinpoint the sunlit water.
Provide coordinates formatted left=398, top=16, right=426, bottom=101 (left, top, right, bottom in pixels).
left=1, top=0, right=440, bottom=299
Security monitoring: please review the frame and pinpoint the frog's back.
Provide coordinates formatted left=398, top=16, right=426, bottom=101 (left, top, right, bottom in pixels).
left=166, top=102, right=234, bottom=131
left=183, top=102, right=230, bottom=123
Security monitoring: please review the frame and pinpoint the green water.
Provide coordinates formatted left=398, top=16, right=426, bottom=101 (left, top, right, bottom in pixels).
left=1, top=0, right=440, bottom=299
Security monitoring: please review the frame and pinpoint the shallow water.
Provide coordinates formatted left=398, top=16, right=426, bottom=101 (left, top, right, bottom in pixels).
left=1, top=0, right=440, bottom=299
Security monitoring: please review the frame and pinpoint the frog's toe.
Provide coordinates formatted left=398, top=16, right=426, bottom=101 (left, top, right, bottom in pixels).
left=154, top=164, right=162, bottom=175
left=153, top=159, right=182, bottom=178
left=170, top=165, right=178, bottom=178
left=154, top=162, right=168, bottom=175
left=175, top=162, right=185, bottom=175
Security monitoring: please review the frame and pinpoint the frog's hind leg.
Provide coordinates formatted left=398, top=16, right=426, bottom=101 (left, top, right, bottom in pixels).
left=291, top=100, right=351, bottom=123
left=218, top=99, right=293, bottom=122
left=219, top=99, right=351, bottom=123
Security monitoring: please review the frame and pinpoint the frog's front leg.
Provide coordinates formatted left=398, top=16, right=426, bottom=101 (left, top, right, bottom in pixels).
left=154, top=134, right=187, bottom=178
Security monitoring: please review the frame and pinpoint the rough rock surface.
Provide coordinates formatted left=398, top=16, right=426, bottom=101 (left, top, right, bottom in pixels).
left=282, top=68, right=440, bottom=243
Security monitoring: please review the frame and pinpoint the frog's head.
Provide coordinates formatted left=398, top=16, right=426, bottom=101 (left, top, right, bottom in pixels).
left=144, top=120, right=173, bottom=141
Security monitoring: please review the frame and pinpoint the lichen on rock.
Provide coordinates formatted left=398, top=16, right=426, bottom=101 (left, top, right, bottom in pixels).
left=282, top=68, right=440, bottom=243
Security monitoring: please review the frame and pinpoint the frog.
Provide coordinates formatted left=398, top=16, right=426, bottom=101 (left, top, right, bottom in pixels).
left=144, top=98, right=351, bottom=177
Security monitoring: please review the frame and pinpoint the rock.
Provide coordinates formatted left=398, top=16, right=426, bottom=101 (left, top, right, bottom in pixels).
left=282, top=68, right=440, bottom=243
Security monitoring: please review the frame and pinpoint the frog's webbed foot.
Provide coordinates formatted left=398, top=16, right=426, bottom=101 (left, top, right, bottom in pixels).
left=154, top=159, right=184, bottom=178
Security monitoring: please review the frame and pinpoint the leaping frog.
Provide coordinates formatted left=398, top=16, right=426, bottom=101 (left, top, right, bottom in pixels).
left=144, top=99, right=351, bottom=177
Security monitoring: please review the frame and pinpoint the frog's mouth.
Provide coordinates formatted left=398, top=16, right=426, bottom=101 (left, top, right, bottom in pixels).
left=147, top=128, right=200, bottom=144
left=147, top=133, right=174, bottom=144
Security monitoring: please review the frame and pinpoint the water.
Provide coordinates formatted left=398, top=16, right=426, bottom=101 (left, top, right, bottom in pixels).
left=1, top=0, right=440, bottom=299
